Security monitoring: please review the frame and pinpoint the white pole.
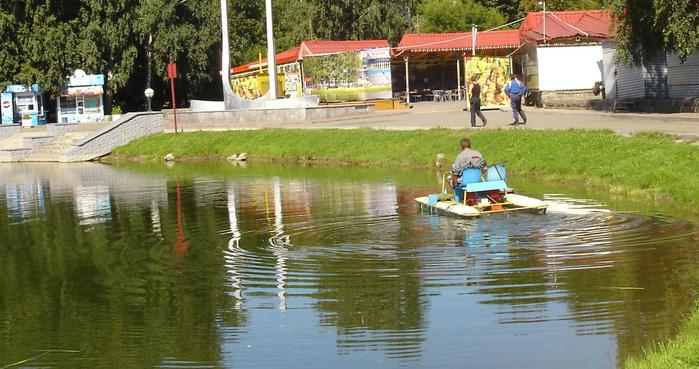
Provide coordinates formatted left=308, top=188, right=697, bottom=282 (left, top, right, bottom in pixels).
left=542, top=1, right=547, bottom=44
left=220, top=0, right=236, bottom=109
left=404, top=56, right=410, bottom=106
left=471, top=24, right=477, bottom=56
left=456, top=56, right=461, bottom=99
left=265, top=0, right=278, bottom=100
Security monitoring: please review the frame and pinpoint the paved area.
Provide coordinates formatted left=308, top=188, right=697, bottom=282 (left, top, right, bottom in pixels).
left=209, top=101, right=699, bottom=138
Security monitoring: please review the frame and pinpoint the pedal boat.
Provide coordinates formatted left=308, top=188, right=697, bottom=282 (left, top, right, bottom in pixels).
left=415, top=164, right=547, bottom=218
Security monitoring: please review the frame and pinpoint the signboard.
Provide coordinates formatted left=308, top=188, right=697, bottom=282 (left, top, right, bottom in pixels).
left=302, top=47, right=392, bottom=102
left=280, top=63, right=302, bottom=98
left=61, top=86, right=104, bottom=97
left=1, top=92, right=15, bottom=124
left=167, top=63, right=178, bottom=79
left=465, top=56, right=511, bottom=108
left=67, top=70, right=105, bottom=87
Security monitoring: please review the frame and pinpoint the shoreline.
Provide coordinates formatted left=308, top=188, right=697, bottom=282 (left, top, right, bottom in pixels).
left=111, top=127, right=699, bottom=368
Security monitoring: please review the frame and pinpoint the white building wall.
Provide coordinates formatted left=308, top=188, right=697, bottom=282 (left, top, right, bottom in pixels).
left=537, top=45, right=603, bottom=91
left=602, top=42, right=617, bottom=99
left=668, top=51, right=699, bottom=98
left=614, top=61, right=645, bottom=99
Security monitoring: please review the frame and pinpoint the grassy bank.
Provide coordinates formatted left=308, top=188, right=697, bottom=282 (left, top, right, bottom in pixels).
left=624, top=304, right=699, bottom=369
left=113, top=127, right=699, bottom=367
left=113, top=128, right=699, bottom=210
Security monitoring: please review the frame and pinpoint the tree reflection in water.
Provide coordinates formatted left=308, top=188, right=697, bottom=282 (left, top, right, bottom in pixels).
left=1, top=163, right=699, bottom=368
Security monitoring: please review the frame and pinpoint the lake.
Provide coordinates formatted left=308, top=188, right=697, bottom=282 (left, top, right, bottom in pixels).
left=0, top=162, right=697, bottom=369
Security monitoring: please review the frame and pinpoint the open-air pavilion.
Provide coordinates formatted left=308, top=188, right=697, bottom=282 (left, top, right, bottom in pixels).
left=392, top=29, right=521, bottom=103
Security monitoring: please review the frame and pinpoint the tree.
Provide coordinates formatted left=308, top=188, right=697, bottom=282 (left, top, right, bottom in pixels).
left=137, top=0, right=221, bottom=105
left=0, top=9, right=22, bottom=88
left=417, top=0, right=507, bottom=33
left=274, top=0, right=318, bottom=51
left=8, top=1, right=80, bottom=95
left=74, top=0, right=139, bottom=111
left=477, top=0, right=524, bottom=23
left=609, top=0, right=699, bottom=64
left=519, top=0, right=604, bottom=12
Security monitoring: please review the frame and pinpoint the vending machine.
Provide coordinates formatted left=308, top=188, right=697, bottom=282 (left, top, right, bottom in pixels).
left=1, top=91, right=15, bottom=125
left=1, top=84, right=47, bottom=126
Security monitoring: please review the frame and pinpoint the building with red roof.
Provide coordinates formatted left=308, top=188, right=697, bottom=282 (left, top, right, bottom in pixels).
left=232, top=40, right=390, bottom=75
left=518, top=10, right=614, bottom=106
left=229, top=10, right=626, bottom=107
left=396, top=29, right=520, bottom=53
left=231, top=40, right=392, bottom=101
left=393, top=29, right=521, bottom=105
left=520, top=10, right=613, bottom=44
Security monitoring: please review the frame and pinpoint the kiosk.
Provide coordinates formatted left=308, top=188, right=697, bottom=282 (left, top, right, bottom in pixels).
left=1, top=84, right=47, bottom=126
left=57, top=70, right=105, bottom=123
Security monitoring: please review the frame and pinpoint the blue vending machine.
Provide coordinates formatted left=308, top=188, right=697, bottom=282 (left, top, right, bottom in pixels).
left=1, top=84, right=47, bottom=126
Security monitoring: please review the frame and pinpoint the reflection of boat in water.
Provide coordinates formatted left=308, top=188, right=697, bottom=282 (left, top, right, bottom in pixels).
left=415, top=164, right=547, bottom=218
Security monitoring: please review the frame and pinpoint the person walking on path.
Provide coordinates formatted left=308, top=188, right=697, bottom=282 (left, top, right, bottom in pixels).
left=469, top=80, right=487, bottom=127
left=504, top=74, right=527, bottom=126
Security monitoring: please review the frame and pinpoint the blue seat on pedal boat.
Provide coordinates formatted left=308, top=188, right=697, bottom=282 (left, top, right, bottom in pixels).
left=454, top=168, right=508, bottom=203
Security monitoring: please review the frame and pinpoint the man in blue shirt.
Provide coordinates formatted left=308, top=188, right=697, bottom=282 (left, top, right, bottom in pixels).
left=504, top=74, right=527, bottom=125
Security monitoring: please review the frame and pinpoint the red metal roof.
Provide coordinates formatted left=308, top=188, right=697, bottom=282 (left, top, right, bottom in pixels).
left=232, top=47, right=300, bottom=74
left=232, top=40, right=390, bottom=74
left=395, top=29, right=520, bottom=53
left=299, top=40, right=389, bottom=56
left=520, top=10, right=612, bottom=43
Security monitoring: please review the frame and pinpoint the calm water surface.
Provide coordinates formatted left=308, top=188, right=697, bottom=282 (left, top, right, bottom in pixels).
left=0, top=163, right=698, bottom=369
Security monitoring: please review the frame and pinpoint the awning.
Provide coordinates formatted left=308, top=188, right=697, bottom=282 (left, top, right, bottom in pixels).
left=395, top=30, right=520, bottom=53
left=520, top=10, right=613, bottom=43
left=61, top=86, right=103, bottom=97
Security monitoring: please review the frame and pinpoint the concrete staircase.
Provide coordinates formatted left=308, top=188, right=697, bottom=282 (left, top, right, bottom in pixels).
left=0, top=113, right=163, bottom=162
left=0, top=129, right=53, bottom=162
left=0, top=124, right=101, bottom=162
left=22, top=131, right=93, bottom=162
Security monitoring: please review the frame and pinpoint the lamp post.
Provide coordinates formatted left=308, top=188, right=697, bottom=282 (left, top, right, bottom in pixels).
left=144, top=88, right=154, bottom=111
left=538, top=1, right=546, bottom=44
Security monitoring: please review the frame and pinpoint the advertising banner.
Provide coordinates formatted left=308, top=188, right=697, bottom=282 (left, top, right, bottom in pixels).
left=1, top=92, right=14, bottom=124
left=464, top=56, right=511, bottom=108
left=280, top=63, right=302, bottom=98
left=231, top=69, right=285, bottom=99
left=302, top=47, right=392, bottom=102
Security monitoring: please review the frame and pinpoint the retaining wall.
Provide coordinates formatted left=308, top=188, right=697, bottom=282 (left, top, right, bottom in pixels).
left=46, top=123, right=79, bottom=136
left=0, top=125, right=21, bottom=141
left=64, top=112, right=163, bottom=161
left=162, top=104, right=375, bottom=131
left=543, top=98, right=699, bottom=113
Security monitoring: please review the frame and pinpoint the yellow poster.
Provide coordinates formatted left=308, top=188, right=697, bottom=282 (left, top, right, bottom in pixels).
left=464, top=57, right=510, bottom=107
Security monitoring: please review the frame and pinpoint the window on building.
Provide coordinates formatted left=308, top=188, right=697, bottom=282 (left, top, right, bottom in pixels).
left=60, top=96, right=77, bottom=114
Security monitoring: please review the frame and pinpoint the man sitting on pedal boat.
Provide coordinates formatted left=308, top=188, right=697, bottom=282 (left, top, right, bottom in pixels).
left=450, top=138, right=487, bottom=188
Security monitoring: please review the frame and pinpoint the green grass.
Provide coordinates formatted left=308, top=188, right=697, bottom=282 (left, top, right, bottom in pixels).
left=624, top=304, right=699, bottom=369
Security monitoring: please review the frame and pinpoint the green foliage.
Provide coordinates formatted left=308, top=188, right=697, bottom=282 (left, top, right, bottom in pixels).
left=308, top=0, right=420, bottom=44
left=520, top=0, right=604, bottom=12
left=610, top=0, right=699, bottom=64
left=623, top=304, right=699, bottom=369
left=417, top=0, right=506, bottom=33
left=0, top=0, right=220, bottom=111
left=476, top=0, right=525, bottom=23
